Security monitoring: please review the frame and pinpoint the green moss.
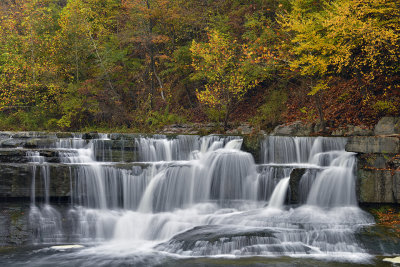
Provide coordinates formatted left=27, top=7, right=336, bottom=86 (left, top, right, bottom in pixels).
left=0, top=246, right=16, bottom=253
left=242, top=134, right=262, bottom=163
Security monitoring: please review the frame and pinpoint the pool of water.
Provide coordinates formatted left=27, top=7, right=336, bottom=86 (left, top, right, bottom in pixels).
left=0, top=244, right=394, bottom=267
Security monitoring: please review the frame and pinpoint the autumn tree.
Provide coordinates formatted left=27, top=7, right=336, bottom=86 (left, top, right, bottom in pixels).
left=281, top=0, right=400, bottom=127
left=56, top=0, right=125, bottom=128
left=0, top=0, right=62, bottom=128
left=191, top=30, right=258, bottom=128
left=121, top=0, right=175, bottom=108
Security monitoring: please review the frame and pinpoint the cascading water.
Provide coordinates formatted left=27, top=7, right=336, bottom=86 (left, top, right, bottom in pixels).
left=27, top=151, right=63, bottom=244
left=15, top=134, right=377, bottom=266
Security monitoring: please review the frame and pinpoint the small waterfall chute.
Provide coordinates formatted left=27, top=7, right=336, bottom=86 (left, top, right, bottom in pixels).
left=267, top=177, right=290, bottom=209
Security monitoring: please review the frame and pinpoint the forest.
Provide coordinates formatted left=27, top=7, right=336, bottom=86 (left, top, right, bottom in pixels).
left=0, top=0, right=399, bottom=132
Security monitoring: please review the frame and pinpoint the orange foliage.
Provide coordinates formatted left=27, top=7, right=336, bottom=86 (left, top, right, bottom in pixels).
left=373, top=208, right=400, bottom=238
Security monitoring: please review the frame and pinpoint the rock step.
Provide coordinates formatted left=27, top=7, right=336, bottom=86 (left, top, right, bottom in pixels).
left=0, top=162, right=154, bottom=199
left=346, top=136, right=400, bottom=154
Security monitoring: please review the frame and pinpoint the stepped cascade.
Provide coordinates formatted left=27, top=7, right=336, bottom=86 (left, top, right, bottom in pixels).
left=1, top=133, right=382, bottom=265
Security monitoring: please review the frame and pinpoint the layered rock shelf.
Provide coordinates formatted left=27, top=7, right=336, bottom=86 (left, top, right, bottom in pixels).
left=0, top=116, right=399, bottom=205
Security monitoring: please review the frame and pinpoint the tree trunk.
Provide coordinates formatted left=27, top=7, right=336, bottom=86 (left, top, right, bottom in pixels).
left=147, top=0, right=165, bottom=102
left=315, top=92, right=325, bottom=132
left=223, top=103, right=231, bottom=130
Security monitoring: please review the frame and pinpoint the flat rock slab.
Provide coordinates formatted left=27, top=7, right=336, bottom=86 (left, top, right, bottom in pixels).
left=383, top=257, right=400, bottom=264
left=346, top=136, right=400, bottom=154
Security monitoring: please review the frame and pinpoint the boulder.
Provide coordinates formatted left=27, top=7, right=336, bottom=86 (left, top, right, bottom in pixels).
left=236, top=124, right=253, bottom=135
left=272, top=121, right=313, bottom=136
left=374, top=117, right=400, bottom=135
left=82, top=132, right=100, bottom=139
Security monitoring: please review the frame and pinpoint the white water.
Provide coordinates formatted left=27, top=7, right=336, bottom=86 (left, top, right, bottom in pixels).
left=268, top=177, right=290, bottom=209
left=24, top=134, right=375, bottom=264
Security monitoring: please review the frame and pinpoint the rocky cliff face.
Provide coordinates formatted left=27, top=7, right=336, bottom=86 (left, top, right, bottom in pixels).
left=345, top=117, right=400, bottom=204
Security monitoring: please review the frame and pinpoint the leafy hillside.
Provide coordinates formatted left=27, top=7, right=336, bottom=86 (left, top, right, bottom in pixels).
left=0, top=0, right=399, bottom=132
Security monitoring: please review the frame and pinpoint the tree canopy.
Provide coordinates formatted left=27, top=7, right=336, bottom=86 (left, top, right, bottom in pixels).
left=0, top=0, right=398, bottom=131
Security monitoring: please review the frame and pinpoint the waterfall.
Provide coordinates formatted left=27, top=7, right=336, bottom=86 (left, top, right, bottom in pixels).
left=27, top=151, right=63, bottom=244
left=307, top=152, right=357, bottom=207
left=268, top=177, right=290, bottom=209
left=260, top=136, right=357, bottom=207
left=22, top=134, right=374, bottom=264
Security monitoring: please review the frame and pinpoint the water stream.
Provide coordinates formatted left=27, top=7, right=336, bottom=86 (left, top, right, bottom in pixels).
left=1, top=134, right=388, bottom=266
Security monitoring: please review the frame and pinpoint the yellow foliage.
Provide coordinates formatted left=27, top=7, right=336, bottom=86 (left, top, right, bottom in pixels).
left=190, top=29, right=259, bottom=122
left=280, top=0, right=400, bottom=82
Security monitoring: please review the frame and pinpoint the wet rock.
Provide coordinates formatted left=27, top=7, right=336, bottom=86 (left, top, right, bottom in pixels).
left=109, top=133, right=123, bottom=140
left=24, top=138, right=58, bottom=148
left=0, top=139, right=27, bottom=148
left=0, top=149, right=61, bottom=164
left=356, top=226, right=400, bottom=255
left=10, top=132, right=56, bottom=139
left=346, top=136, right=400, bottom=154
left=0, top=163, right=72, bottom=198
left=357, top=153, right=397, bottom=169
left=55, top=132, right=74, bottom=138
left=358, top=169, right=400, bottom=203
left=109, top=139, right=137, bottom=150
left=0, top=164, right=32, bottom=198
left=242, top=135, right=262, bottom=163
left=289, top=169, right=306, bottom=204
left=157, top=225, right=280, bottom=255
left=0, top=150, right=29, bottom=163
left=94, top=148, right=138, bottom=162
left=11, top=132, right=39, bottom=139
left=374, top=117, right=400, bottom=135
left=0, top=132, right=11, bottom=139
left=0, top=205, right=30, bottom=246
left=82, top=132, right=100, bottom=139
